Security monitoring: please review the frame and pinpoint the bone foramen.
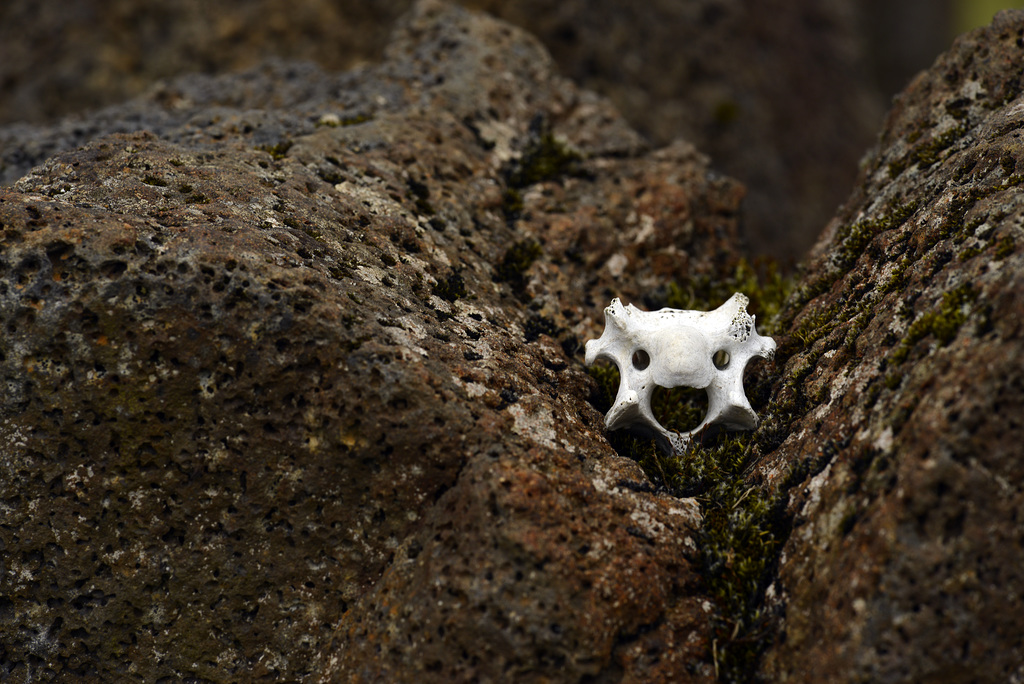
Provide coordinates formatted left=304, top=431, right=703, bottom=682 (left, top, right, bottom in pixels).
left=585, top=293, right=776, bottom=455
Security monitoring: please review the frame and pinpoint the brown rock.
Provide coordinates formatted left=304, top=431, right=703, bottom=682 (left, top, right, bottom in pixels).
left=464, top=0, right=885, bottom=261
left=0, top=0, right=889, bottom=260
left=754, top=10, right=1024, bottom=682
left=0, top=2, right=748, bottom=680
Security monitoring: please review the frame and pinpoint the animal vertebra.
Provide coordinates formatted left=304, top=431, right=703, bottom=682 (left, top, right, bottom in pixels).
left=585, top=293, right=775, bottom=455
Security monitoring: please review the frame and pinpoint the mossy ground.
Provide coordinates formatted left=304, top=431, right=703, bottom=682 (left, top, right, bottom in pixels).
left=500, top=120, right=583, bottom=221
left=494, top=239, right=543, bottom=297
left=587, top=263, right=793, bottom=682
left=590, top=363, right=783, bottom=682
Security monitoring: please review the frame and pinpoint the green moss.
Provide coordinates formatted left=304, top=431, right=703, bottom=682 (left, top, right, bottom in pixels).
left=958, top=245, right=983, bottom=261
left=494, top=239, right=542, bottom=293
left=498, top=127, right=581, bottom=221
left=142, top=174, right=168, bottom=187
left=506, top=130, right=582, bottom=189
left=888, top=117, right=970, bottom=178
left=934, top=175, right=1024, bottom=249
left=909, top=123, right=968, bottom=171
left=833, top=201, right=918, bottom=273
left=789, top=299, right=842, bottom=349
left=501, top=188, right=525, bottom=219
left=994, top=234, right=1016, bottom=259
left=652, top=385, right=707, bottom=435
left=664, top=258, right=793, bottom=335
left=258, top=140, right=293, bottom=160
left=887, top=158, right=909, bottom=178
left=701, top=471, right=780, bottom=683
left=431, top=270, right=468, bottom=303
left=779, top=202, right=919, bottom=351
left=587, top=362, right=782, bottom=682
left=889, top=283, right=976, bottom=366
left=879, top=256, right=913, bottom=295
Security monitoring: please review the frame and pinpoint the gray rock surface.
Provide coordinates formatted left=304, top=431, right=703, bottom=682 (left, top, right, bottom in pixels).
left=754, top=10, right=1024, bottom=682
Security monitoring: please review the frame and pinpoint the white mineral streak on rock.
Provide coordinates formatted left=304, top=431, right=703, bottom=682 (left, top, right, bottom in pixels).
left=585, top=293, right=776, bottom=455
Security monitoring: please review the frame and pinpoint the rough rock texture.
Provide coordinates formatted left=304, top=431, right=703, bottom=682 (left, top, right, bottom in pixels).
left=466, top=0, right=885, bottom=260
left=0, top=2, right=752, bottom=681
left=754, top=10, right=1024, bottom=682
left=0, top=0, right=888, bottom=260
left=0, top=0, right=407, bottom=125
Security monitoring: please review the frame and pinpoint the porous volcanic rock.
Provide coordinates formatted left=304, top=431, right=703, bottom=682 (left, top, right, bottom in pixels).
left=0, top=0, right=887, bottom=260
left=465, top=0, right=885, bottom=261
left=752, top=10, right=1024, bottom=682
left=0, top=1, right=752, bottom=681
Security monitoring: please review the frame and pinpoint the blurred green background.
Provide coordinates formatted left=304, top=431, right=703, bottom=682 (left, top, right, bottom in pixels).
left=955, top=0, right=1024, bottom=31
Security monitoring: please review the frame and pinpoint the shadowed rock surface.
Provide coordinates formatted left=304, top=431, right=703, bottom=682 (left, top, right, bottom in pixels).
left=0, top=0, right=889, bottom=260
left=754, top=10, right=1024, bottom=682
left=0, top=2, right=747, bottom=681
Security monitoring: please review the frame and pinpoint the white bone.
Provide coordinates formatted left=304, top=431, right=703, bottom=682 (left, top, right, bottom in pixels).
left=585, top=293, right=776, bottom=455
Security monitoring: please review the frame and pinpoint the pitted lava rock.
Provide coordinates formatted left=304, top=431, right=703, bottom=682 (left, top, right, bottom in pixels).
left=753, top=11, right=1024, bottom=683
left=0, top=2, right=745, bottom=681
left=0, top=0, right=887, bottom=260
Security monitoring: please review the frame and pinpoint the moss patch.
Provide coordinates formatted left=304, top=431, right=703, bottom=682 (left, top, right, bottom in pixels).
left=781, top=201, right=919, bottom=335
left=994, top=234, right=1016, bottom=259
left=588, top=353, right=785, bottom=679
left=832, top=201, right=918, bottom=273
left=258, top=140, right=293, bottom=160
left=501, top=123, right=582, bottom=220
left=889, top=283, right=976, bottom=366
left=660, top=258, right=792, bottom=335
left=701, top=468, right=781, bottom=683
left=432, top=269, right=468, bottom=303
left=494, top=239, right=542, bottom=295
left=505, top=131, right=582, bottom=189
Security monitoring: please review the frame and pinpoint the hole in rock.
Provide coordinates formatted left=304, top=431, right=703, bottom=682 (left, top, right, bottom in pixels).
left=631, top=349, right=650, bottom=370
